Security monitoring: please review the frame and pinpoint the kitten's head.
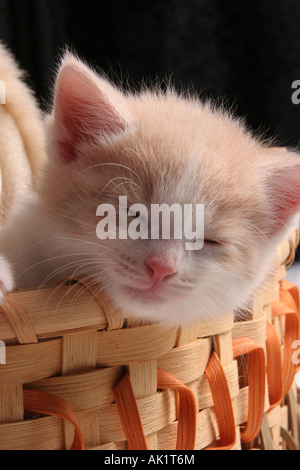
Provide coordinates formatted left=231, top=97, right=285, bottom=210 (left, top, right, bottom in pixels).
left=42, top=54, right=300, bottom=326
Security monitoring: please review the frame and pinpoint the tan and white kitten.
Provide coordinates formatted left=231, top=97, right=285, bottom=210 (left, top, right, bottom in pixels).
left=0, top=54, right=299, bottom=326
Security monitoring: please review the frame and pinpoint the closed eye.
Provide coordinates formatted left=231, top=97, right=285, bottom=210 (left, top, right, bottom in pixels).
left=204, top=239, right=222, bottom=245
left=127, top=208, right=140, bottom=218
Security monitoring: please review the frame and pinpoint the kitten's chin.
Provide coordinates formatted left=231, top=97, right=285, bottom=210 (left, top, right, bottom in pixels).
left=108, top=282, right=200, bottom=326
left=107, top=274, right=261, bottom=327
left=119, top=284, right=174, bottom=303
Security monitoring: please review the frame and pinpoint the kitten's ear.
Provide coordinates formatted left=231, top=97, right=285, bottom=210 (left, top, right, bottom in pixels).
left=52, top=55, right=127, bottom=162
left=262, top=149, right=300, bottom=238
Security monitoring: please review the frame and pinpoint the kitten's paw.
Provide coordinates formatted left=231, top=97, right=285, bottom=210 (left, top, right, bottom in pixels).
left=0, top=256, right=14, bottom=302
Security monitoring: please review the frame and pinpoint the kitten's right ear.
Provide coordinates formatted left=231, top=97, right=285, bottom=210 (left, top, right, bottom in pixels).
left=52, top=55, right=127, bottom=163
left=261, top=149, right=300, bottom=239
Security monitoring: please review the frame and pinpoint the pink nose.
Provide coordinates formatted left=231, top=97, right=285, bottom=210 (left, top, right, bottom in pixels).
left=146, top=258, right=177, bottom=286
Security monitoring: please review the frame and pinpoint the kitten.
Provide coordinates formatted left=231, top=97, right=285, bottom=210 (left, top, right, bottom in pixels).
left=0, top=53, right=299, bottom=326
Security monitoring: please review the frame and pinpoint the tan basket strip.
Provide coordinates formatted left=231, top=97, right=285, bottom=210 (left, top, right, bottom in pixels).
left=93, top=290, right=124, bottom=331
left=0, top=384, right=23, bottom=424
left=61, top=330, right=99, bottom=449
left=172, top=314, right=233, bottom=350
left=128, top=360, right=158, bottom=449
left=128, top=361, right=158, bottom=401
left=1, top=339, right=61, bottom=386
left=158, top=338, right=212, bottom=384
left=176, top=322, right=199, bottom=347
left=214, top=330, right=234, bottom=366
left=70, top=275, right=124, bottom=331
left=75, top=409, right=101, bottom=449
left=199, top=314, right=234, bottom=337
left=61, top=332, right=98, bottom=376
left=0, top=285, right=107, bottom=343
left=25, top=367, right=124, bottom=411
left=135, top=389, right=177, bottom=441
left=233, top=315, right=266, bottom=350
left=0, top=295, right=38, bottom=344
left=268, top=405, right=282, bottom=449
left=156, top=421, right=178, bottom=450
left=0, top=416, right=65, bottom=450
left=96, top=324, right=177, bottom=367
left=193, top=408, right=219, bottom=450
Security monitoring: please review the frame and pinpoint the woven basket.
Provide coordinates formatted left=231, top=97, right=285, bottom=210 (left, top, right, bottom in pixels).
left=0, top=231, right=299, bottom=450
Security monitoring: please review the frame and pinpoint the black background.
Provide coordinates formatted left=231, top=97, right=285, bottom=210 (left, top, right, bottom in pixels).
left=1, top=0, right=300, bottom=148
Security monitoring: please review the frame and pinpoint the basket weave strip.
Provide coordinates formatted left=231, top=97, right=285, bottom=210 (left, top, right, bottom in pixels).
left=270, top=281, right=300, bottom=398
left=232, top=338, right=266, bottom=442
left=0, top=295, right=37, bottom=344
left=23, top=390, right=85, bottom=450
left=204, top=351, right=236, bottom=450
left=266, top=321, right=284, bottom=410
left=59, top=275, right=124, bottom=331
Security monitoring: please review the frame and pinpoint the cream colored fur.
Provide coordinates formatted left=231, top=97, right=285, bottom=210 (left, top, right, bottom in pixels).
left=0, top=42, right=45, bottom=225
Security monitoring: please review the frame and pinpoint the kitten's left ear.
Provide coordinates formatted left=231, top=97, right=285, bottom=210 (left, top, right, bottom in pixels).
left=52, top=54, right=128, bottom=163
left=261, top=149, right=300, bottom=239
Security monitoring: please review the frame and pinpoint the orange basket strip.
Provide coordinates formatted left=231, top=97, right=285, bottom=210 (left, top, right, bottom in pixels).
left=204, top=351, right=236, bottom=450
left=23, top=390, right=85, bottom=450
left=271, top=282, right=300, bottom=397
left=157, top=369, right=197, bottom=450
left=232, top=337, right=266, bottom=443
left=113, top=372, right=149, bottom=450
left=266, top=321, right=283, bottom=411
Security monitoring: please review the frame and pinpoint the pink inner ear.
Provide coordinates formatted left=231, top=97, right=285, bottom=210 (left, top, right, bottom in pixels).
left=265, top=165, right=300, bottom=237
left=53, top=64, right=125, bottom=163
